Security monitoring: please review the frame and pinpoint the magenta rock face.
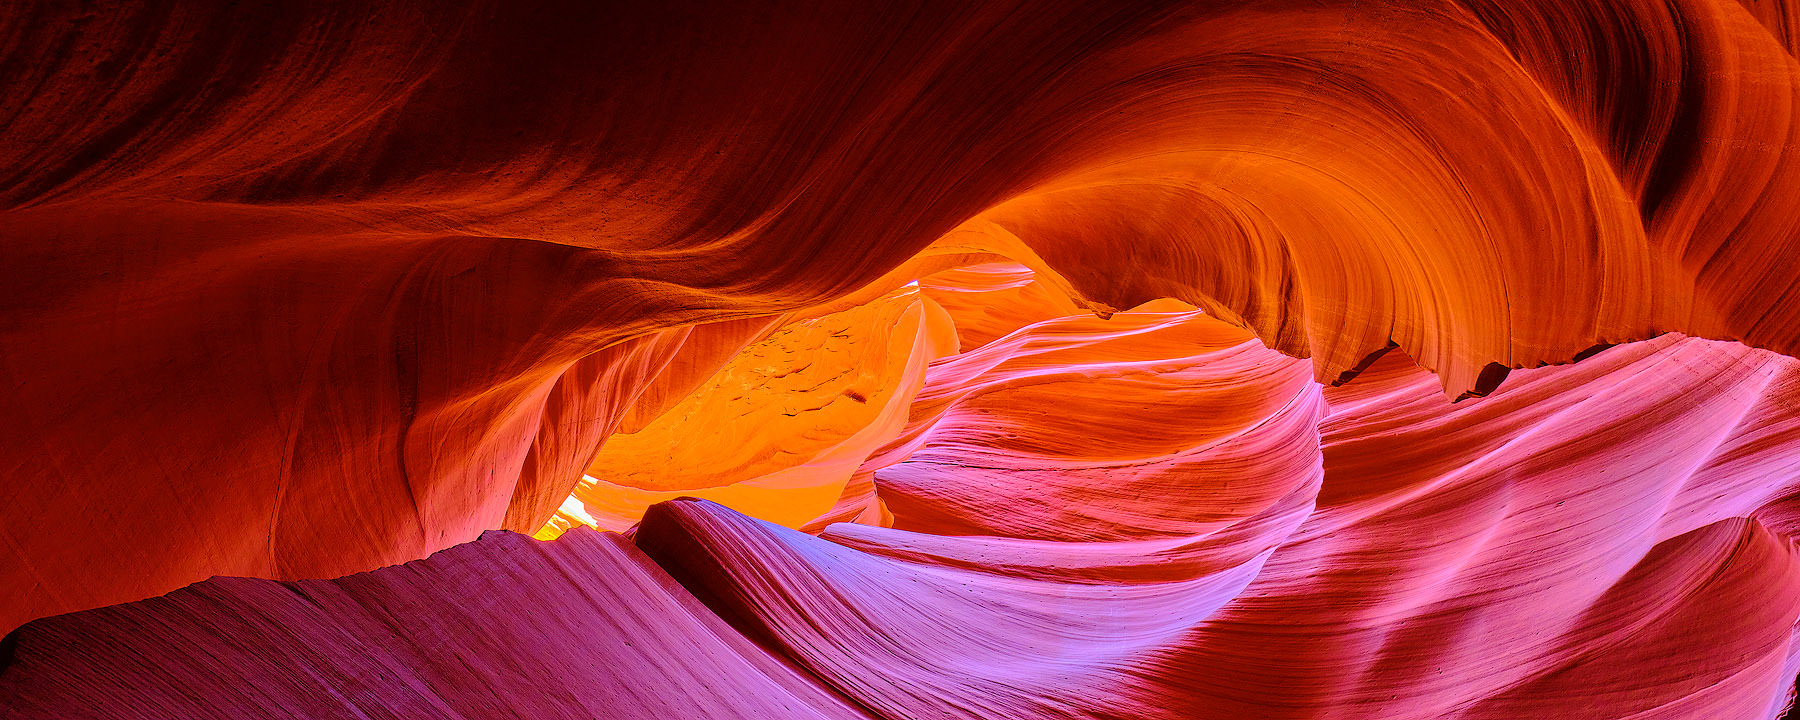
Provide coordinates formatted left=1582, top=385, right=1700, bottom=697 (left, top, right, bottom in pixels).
left=0, top=528, right=868, bottom=719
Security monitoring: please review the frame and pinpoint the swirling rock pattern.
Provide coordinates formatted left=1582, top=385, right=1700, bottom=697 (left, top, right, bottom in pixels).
left=0, top=529, right=871, bottom=719
left=7, top=0, right=1800, bottom=717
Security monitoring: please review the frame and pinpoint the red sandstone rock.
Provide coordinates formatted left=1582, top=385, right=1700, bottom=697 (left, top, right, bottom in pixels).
left=8, top=0, right=1800, bottom=717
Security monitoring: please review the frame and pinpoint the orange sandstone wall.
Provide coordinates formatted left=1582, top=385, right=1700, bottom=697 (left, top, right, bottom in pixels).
left=6, top=5, right=1800, bottom=701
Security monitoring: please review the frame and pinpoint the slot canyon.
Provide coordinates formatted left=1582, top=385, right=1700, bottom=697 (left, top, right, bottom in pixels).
left=9, top=1, right=1800, bottom=717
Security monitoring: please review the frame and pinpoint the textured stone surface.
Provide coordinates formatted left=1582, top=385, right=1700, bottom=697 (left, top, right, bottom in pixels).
left=8, top=1, right=1800, bottom=716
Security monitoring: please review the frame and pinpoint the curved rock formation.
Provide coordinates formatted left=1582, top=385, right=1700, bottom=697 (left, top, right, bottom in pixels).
left=0, top=528, right=871, bottom=719
left=543, top=284, right=956, bottom=533
left=8, top=0, right=1800, bottom=717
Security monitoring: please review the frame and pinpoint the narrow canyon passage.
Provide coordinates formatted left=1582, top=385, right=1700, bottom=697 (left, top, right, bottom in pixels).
left=7, top=1, right=1800, bottom=717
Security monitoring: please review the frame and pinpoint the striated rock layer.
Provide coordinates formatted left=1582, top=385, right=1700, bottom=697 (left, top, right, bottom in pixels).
left=8, top=483, right=1800, bottom=718
left=13, top=272, right=1800, bottom=716
left=0, top=528, right=872, bottom=720
left=8, top=0, right=1800, bottom=717
left=9, top=0, right=1800, bottom=630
